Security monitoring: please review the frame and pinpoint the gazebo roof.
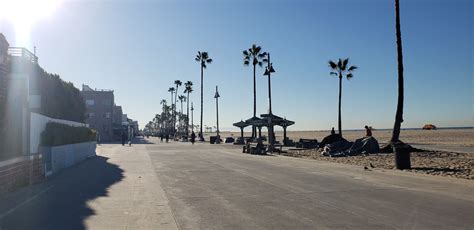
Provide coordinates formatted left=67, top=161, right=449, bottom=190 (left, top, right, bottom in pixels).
left=245, top=116, right=267, bottom=127
left=260, top=113, right=295, bottom=127
left=233, top=120, right=249, bottom=128
left=279, top=118, right=295, bottom=127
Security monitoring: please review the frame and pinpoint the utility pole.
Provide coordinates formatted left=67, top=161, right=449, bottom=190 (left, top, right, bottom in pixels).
left=214, top=86, right=220, bottom=144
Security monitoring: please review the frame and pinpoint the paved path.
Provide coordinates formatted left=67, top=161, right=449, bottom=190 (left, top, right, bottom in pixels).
left=0, top=137, right=473, bottom=229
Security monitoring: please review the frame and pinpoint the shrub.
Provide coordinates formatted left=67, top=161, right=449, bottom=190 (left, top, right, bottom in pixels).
left=41, top=122, right=97, bottom=146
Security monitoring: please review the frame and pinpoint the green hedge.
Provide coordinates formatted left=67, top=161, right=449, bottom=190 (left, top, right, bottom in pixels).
left=41, top=122, right=97, bottom=146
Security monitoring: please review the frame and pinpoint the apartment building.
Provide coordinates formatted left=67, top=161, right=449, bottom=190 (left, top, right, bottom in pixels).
left=81, top=84, right=114, bottom=142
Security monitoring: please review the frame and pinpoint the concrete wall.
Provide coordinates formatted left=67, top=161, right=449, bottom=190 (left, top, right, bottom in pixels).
left=41, top=141, right=96, bottom=176
left=30, top=112, right=88, bottom=154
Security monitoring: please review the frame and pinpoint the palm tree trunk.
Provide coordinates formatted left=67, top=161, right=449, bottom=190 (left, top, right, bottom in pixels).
left=252, top=63, right=257, bottom=138
left=186, top=92, right=190, bottom=136
left=200, top=64, right=204, bottom=139
left=391, top=0, right=404, bottom=143
left=175, top=86, right=179, bottom=134
left=338, top=75, right=343, bottom=137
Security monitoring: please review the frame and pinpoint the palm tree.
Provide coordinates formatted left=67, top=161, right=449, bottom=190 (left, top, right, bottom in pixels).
left=184, top=81, right=193, bottom=135
left=328, top=58, right=357, bottom=137
left=391, top=0, right=410, bottom=169
left=168, top=87, right=175, bottom=106
left=160, top=99, right=168, bottom=133
left=178, top=95, right=186, bottom=114
left=174, top=80, right=182, bottom=132
left=195, top=51, right=212, bottom=140
left=392, top=0, right=404, bottom=144
left=243, top=44, right=268, bottom=138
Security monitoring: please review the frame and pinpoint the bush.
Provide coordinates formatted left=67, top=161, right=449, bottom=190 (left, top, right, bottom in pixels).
left=41, top=122, right=97, bottom=146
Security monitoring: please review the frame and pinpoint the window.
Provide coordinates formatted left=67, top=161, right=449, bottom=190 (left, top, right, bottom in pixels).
left=104, top=112, right=111, bottom=118
left=103, top=99, right=111, bottom=106
left=86, top=100, right=95, bottom=106
left=87, top=112, right=94, bottom=118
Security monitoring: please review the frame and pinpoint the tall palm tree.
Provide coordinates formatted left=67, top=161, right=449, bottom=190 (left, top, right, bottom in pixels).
left=178, top=95, right=186, bottom=114
left=174, top=80, right=182, bottom=133
left=243, top=44, right=268, bottom=138
left=168, top=87, right=175, bottom=106
left=184, top=81, right=193, bottom=135
left=328, top=58, right=357, bottom=137
left=391, top=0, right=411, bottom=169
left=195, top=51, right=212, bottom=140
left=392, top=0, right=404, bottom=144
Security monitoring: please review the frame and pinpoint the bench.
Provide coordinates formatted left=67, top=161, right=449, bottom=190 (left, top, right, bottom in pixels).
left=243, top=142, right=267, bottom=155
left=296, top=139, right=319, bottom=149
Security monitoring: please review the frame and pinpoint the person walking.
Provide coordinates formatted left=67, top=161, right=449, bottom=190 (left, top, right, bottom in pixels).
left=165, top=134, right=169, bottom=143
left=190, top=131, right=196, bottom=145
left=121, top=132, right=127, bottom=146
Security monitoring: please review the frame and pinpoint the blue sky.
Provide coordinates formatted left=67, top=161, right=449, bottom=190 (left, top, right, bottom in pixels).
left=1, top=0, right=472, bottom=131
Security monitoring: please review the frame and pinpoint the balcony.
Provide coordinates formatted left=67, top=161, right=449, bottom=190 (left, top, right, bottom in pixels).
left=8, top=47, right=38, bottom=64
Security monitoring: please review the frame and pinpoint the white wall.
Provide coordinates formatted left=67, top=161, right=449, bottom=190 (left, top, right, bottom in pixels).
left=30, top=112, right=88, bottom=154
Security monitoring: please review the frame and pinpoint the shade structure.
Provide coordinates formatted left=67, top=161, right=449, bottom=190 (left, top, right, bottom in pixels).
left=245, top=116, right=267, bottom=127
left=233, top=120, right=249, bottom=139
left=232, top=120, right=249, bottom=128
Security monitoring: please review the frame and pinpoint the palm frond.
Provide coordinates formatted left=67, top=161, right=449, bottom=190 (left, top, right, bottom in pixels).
left=243, top=60, right=250, bottom=65
left=346, top=73, right=353, bottom=80
left=328, top=60, right=337, bottom=69
left=202, top=63, right=207, bottom=69
left=330, top=72, right=338, bottom=76
left=342, top=58, right=349, bottom=70
left=257, top=61, right=263, bottom=67
left=243, top=50, right=249, bottom=56
left=206, top=58, right=213, bottom=63
left=348, top=65, right=358, bottom=71
left=337, top=59, right=342, bottom=69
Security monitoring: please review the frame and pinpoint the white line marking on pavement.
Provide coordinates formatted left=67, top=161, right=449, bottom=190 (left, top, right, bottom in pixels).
left=0, top=185, right=55, bottom=219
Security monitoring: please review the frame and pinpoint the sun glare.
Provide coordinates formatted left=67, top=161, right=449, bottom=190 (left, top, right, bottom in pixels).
left=0, top=0, right=62, bottom=46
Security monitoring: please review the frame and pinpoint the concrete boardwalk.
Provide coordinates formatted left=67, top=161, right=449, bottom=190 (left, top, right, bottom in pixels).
left=1, top=138, right=473, bottom=229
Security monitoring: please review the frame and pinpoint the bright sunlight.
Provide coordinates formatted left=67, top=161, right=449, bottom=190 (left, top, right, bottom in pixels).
left=0, top=0, right=62, bottom=46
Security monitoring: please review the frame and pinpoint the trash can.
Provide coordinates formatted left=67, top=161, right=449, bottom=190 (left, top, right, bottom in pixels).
left=393, top=144, right=411, bottom=169
left=210, top=136, right=217, bottom=144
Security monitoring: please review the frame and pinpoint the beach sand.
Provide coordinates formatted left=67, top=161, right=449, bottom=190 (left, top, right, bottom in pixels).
left=215, top=128, right=474, bottom=148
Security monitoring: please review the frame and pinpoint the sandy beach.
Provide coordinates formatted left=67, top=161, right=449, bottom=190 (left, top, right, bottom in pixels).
left=216, top=128, right=474, bottom=149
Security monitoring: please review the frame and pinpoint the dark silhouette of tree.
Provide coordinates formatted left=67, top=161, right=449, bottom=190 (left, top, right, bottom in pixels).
left=184, top=81, right=193, bottom=135
left=174, top=80, right=182, bottom=133
left=328, top=58, right=357, bottom=137
left=392, top=0, right=404, bottom=143
left=178, top=95, right=186, bottom=114
left=243, top=44, right=268, bottom=138
left=195, top=51, right=212, bottom=140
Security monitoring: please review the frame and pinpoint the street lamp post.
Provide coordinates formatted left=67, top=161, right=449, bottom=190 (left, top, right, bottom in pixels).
left=263, top=53, right=276, bottom=152
left=214, top=86, right=221, bottom=144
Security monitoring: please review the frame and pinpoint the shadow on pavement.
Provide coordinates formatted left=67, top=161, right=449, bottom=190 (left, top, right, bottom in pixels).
left=0, top=156, right=124, bottom=230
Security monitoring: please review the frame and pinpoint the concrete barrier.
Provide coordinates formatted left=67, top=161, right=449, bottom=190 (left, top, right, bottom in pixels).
left=40, top=141, right=96, bottom=176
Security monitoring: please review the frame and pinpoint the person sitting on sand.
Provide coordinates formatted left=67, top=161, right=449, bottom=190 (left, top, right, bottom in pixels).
left=365, top=125, right=372, bottom=137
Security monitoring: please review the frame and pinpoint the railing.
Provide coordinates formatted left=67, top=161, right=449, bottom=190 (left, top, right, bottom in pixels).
left=8, top=47, right=38, bottom=64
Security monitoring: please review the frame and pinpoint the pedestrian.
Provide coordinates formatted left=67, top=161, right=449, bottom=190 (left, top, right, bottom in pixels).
left=160, top=134, right=164, bottom=142
left=331, top=127, right=335, bottom=135
left=365, top=125, right=372, bottom=137
left=121, top=132, right=126, bottom=146
left=165, top=134, right=169, bottom=143
left=190, top=131, right=196, bottom=145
